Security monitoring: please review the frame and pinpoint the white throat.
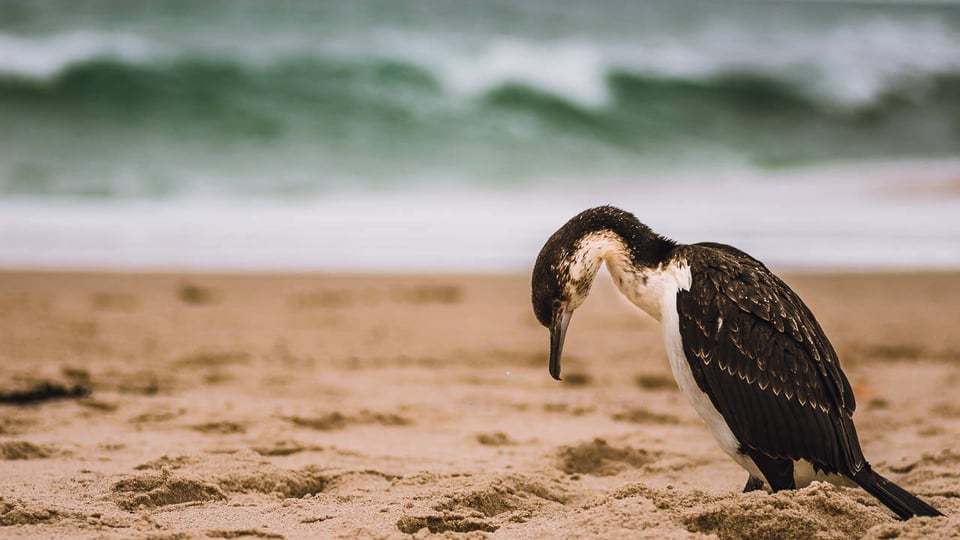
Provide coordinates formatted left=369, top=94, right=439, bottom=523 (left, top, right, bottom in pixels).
left=567, top=231, right=690, bottom=321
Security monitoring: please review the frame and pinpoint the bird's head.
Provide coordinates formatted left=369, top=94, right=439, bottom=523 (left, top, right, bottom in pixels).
left=531, top=207, right=628, bottom=380
left=532, top=206, right=674, bottom=381
left=530, top=238, right=578, bottom=381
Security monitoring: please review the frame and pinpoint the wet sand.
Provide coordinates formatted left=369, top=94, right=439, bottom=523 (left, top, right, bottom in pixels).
left=0, top=270, right=958, bottom=539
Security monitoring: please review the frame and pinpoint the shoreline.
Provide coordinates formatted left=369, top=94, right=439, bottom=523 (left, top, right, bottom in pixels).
left=2, top=159, right=960, bottom=273
left=3, top=266, right=960, bottom=277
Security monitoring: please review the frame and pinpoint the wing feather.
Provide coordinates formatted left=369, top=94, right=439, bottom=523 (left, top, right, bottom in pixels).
left=676, top=243, right=865, bottom=474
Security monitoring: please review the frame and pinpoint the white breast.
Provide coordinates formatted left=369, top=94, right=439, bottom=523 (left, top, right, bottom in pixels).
left=650, top=264, right=766, bottom=482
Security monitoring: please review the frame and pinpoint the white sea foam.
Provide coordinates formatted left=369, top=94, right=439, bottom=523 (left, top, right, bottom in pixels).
left=434, top=38, right=610, bottom=108
left=611, top=16, right=960, bottom=107
left=355, top=16, right=960, bottom=108
left=0, top=31, right=155, bottom=79
left=5, top=13, right=959, bottom=110
left=1, top=161, right=958, bottom=272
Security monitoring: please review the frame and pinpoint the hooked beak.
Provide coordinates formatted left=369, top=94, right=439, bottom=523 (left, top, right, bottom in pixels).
left=549, top=308, right=573, bottom=381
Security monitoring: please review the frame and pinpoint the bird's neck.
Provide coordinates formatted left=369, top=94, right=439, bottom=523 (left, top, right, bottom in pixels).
left=568, top=230, right=686, bottom=321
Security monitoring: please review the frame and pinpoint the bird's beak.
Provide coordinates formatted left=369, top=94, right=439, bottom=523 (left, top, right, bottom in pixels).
left=549, top=308, right=572, bottom=381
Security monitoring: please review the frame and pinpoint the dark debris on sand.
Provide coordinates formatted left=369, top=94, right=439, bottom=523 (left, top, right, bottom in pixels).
left=0, top=380, right=91, bottom=405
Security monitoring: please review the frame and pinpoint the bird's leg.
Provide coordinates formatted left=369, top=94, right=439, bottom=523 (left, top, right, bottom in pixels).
left=742, top=449, right=796, bottom=492
left=743, top=475, right=765, bottom=493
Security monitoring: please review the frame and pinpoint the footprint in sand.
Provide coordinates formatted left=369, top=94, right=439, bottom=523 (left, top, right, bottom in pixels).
left=556, top=438, right=658, bottom=476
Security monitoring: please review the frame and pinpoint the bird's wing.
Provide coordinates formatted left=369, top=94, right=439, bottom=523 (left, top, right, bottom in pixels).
left=675, top=243, right=864, bottom=473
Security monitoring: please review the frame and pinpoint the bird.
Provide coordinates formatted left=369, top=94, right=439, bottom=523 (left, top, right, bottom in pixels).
left=530, top=205, right=943, bottom=520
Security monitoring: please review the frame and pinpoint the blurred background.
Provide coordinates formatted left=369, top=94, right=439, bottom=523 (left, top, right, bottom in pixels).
left=1, top=0, right=959, bottom=271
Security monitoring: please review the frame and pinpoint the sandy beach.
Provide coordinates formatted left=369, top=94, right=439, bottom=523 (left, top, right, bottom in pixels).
left=0, top=269, right=958, bottom=539
left=4, top=2, right=960, bottom=538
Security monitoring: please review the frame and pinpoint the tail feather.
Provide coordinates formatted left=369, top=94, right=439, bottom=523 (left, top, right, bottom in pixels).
left=852, top=466, right=943, bottom=520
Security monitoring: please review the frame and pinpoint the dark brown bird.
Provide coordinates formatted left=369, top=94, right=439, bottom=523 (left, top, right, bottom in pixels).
left=531, top=205, right=942, bottom=520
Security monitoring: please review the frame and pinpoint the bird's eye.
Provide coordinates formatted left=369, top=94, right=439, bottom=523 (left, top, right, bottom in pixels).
left=551, top=299, right=562, bottom=310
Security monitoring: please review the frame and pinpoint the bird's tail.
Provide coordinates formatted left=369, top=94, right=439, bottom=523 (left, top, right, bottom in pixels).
left=852, top=466, right=943, bottom=520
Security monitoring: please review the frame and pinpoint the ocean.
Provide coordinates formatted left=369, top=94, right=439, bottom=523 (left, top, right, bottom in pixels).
left=1, top=0, right=959, bottom=271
